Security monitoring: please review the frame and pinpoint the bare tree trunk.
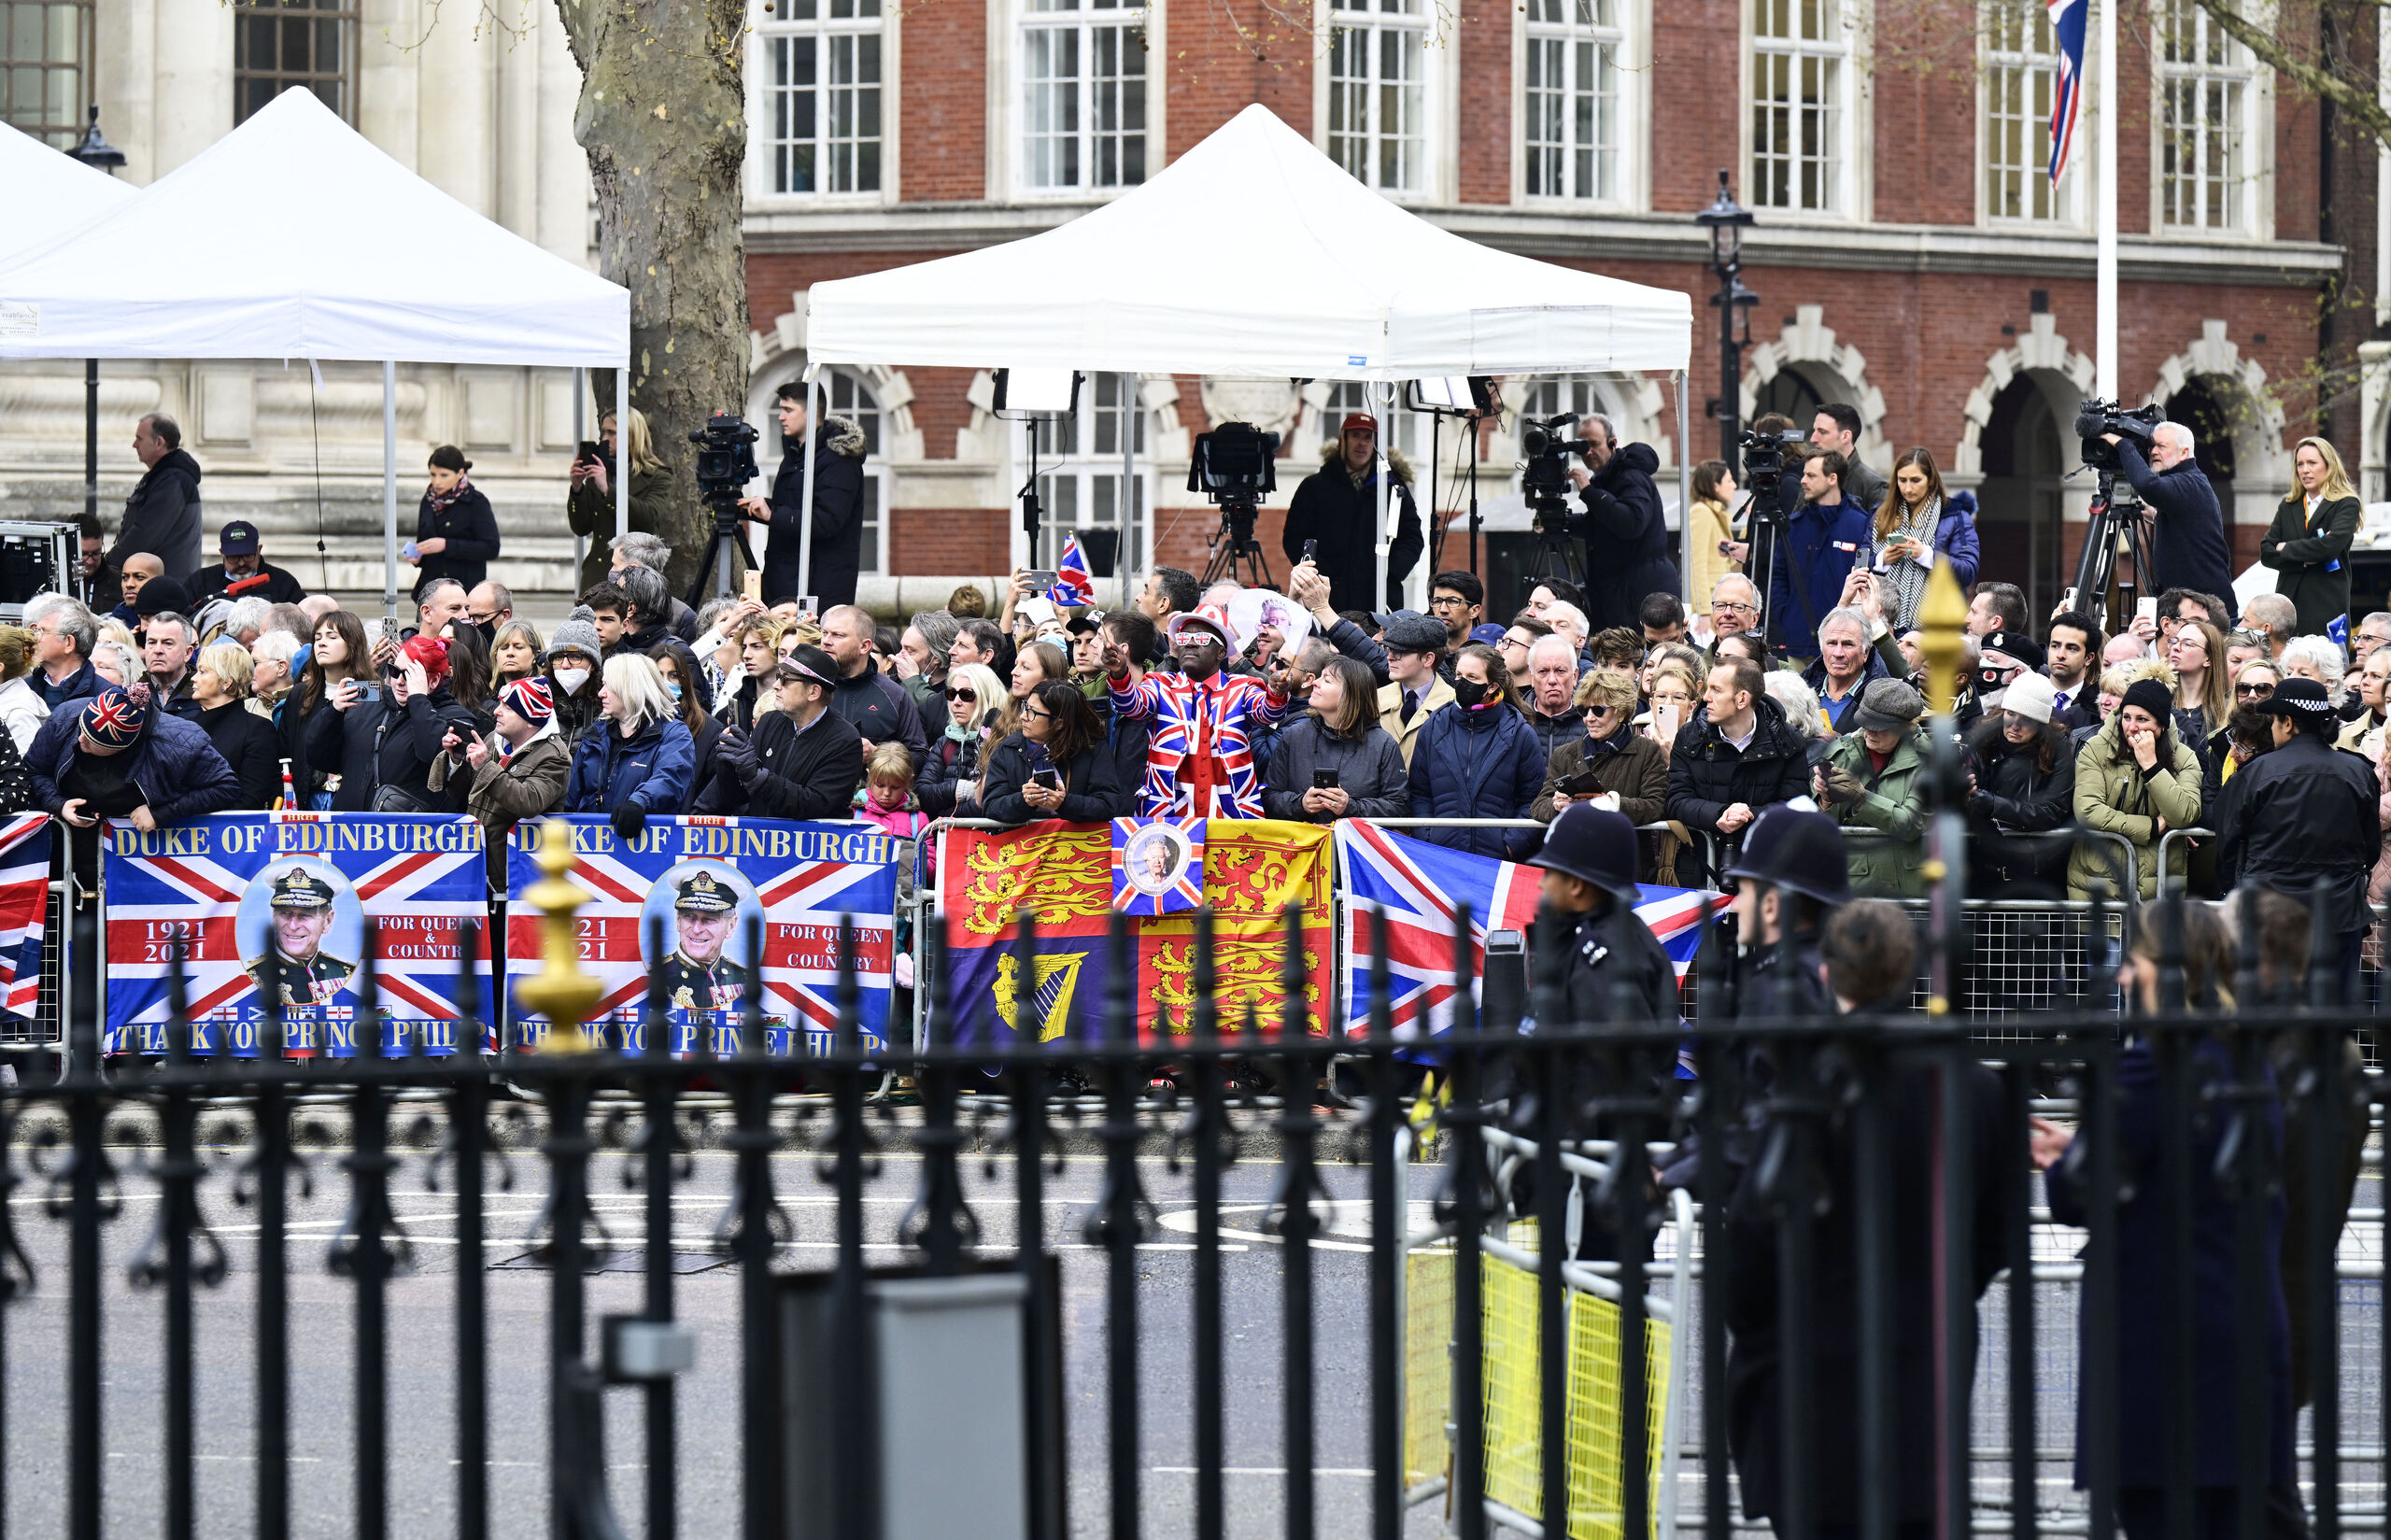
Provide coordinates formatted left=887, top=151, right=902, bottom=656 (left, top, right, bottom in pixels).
left=555, top=0, right=749, bottom=602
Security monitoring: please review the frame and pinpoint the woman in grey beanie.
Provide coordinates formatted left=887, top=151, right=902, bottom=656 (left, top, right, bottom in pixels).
left=544, top=606, right=606, bottom=750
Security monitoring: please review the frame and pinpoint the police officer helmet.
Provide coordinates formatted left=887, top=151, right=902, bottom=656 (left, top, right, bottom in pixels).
left=1721, top=806, right=1850, bottom=907
left=1531, top=803, right=1641, bottom=900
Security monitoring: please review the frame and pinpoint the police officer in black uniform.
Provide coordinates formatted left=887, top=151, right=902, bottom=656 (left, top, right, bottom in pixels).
left=1528, top=802, right=1677, bottom=1024
left=1720, top=805, right=1850, bottom=1019
left=658, top=869, right=747, bottom=1014
left=245, top=867, right=355, bottom=1012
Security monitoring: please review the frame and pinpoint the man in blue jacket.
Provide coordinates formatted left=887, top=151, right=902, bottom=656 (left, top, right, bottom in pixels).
left=2108, top=422, right=2237, bottom=622
left=1769, top=449, right=1872, bottom=665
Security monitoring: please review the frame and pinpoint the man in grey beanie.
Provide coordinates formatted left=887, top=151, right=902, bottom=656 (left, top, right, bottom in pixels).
left=544, top=606, right=606, bottom=750
left=1816, top=676, right=1930, bottom=896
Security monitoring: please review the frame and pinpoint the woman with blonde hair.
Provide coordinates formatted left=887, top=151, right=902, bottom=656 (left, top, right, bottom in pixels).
left=1870, top=446, right=1978, bottom=631
left=191, top=642, right=282, bottom=808
left=0, top=625, right=50, bottom=755
left=562, top=653, right=696, bottom=824
left=1687, top=459, right=1740, bottom=619
left=2259, top=435, right=2362, bottom=638
left=566, top=405, right=671, bottom=593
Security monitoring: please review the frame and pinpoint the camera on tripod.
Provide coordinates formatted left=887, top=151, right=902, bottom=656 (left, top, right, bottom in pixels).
left=686, top=412, right=763, bottom=602
left=2073, top=399, right=2161, bottom=474
left=1189, top=422, right=1280, bottom=586
left=1519, top=413, right=1579, bottom=504
left=1737, top=425, right=1806, bottom=515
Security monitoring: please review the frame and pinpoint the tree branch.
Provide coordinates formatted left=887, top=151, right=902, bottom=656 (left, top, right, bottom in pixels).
left=2190, top=0, right=2391, bottom=148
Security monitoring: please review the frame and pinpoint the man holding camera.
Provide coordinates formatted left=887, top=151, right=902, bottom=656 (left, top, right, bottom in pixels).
left=1282, top=414, right=1422, bottom=614
left=1565, top=414, right=1679, bottom=634
left=738, top=381, right=869, bottom=611
left=2105, top=420, right=2236, bottom=624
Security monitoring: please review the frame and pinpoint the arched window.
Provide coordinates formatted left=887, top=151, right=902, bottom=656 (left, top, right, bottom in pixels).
left=1022, top=374, right=1150, bottom=577
left=764, top=370, right=888, bottom=577
left=1319, top=381, right=1419, bottom=458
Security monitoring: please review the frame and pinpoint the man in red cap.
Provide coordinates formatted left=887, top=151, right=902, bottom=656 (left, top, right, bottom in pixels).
left=1281, top=411, right=1422, bottom=615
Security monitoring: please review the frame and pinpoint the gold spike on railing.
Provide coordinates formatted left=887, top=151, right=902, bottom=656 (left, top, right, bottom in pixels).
left=515, top=820, right=602, bottom=1053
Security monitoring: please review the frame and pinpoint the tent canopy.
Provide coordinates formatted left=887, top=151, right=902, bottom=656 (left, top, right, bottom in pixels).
left=804, top=104, right=1690, bottom=381
left=0, top=124, right=137, bottom=268
left=0, top=89, right=626, bottom=367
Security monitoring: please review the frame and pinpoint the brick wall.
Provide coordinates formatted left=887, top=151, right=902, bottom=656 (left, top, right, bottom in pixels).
left=900, top=0, right=985, bottom=202
left=746, top=251, right=965, bottom=332
left=892, top=508, right=1009, bottom=572
left=1163, top=0, right=1314, bottom=160
left=1648, top=0, right=1739, bottom=214
left=1454, top=0, right=1509, bottom=205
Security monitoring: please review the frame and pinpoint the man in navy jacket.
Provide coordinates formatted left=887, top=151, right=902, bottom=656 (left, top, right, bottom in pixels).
left=1769, top=449, right=1873, bottom=663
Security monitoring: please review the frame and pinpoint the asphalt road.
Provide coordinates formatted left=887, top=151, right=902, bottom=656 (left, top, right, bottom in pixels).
left=0, top=1125, right=1458, bottom=1539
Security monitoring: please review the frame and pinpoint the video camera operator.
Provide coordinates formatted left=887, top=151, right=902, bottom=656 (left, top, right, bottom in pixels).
left=1282, top=414, right=1422, bottom=614
left=1563, top=414, right=1679, bottom=634
left=738, top=380, right=868, bottom=610
left=2103, top=418, right=2236, bottom=623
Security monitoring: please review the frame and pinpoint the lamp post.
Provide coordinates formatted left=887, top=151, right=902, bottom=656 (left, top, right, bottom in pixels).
left=1693, top=169, right=1756, bottom=465
left=68, top=106, right=125, bottom=590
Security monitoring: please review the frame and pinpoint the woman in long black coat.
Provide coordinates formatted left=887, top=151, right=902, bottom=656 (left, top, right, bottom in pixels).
left=2257, top=436, right=2362, bottom=639
left=977, top=681, right=1128, bottom=826
left=411, top=445, right=502, bottom=600
left=191, top=643, right=285, bottom=809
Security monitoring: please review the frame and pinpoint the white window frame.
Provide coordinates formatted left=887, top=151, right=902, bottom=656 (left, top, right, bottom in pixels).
left=1011, top=0, right=1151, bottom=199
left=2152, top=0, right=2266, bottom=236
left=749, top=0, right=893, bottom=207
left=1745, top=0, right=1863, bottom=219
left=1323, top=0, right=1437, bottom=201
left=1519, top=0, right=1633, bottom=207
left=1510, top=375, right=1629, bottom=493
left=1980, top=0, right=2082, bottom=225
left=1320, top=381, right=1421, bottom=459
left=1019, top=375, right=1154, bottom=576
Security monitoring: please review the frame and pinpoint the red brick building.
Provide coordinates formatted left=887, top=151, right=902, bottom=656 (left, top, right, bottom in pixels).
left=741, top=0, right=2380, bottom=619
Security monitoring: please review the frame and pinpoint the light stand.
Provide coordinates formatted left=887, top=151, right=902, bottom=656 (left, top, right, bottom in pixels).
left=993, top=368, right=1082, bottom=572
left=69, top=106, right=124, bottom=605
left=1407, top=378, right=1495, bottom=581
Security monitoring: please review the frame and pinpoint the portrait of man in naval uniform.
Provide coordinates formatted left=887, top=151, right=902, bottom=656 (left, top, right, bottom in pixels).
left=243, top=866, right=356, bottom=1010
left=659, top=869, right=746, bottom=1013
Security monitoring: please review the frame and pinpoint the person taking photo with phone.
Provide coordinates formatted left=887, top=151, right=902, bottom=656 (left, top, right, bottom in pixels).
left=1262, top=657, right=1408, bottom=823
left=565, top=408, right=670, bottom=595
left=979, top=678, right=1129, bottom=827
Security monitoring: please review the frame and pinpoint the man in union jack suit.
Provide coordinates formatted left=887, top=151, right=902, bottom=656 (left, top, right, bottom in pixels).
left=1104, top=603, right=1292, bottom=819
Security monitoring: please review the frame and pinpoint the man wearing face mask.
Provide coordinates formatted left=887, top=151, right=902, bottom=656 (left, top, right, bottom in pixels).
left=1105, top=603, right=1293, bottom=818
left=542, top=607, right=605, bottom=751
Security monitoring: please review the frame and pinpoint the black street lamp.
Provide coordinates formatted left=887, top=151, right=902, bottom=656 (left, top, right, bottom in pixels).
left=1692, top=169, right=1757, bottom=465
left=67, top=106, right=124, bottom=571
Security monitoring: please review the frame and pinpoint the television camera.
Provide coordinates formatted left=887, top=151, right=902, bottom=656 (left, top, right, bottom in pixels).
left=1733, top=424, right=1808, bottom=653
left=1519, top=412, right=1585, bottom=586
left=1189, top=421, right=1280, bottom=586
left=686, top=412, right=762, bottom=603
left=2061, top=399, right=2166, bottom=624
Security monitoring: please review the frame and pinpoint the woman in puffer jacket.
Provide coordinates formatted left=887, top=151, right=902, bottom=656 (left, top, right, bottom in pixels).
left=1405, top=643, right=1545, bottom=860
left=1963, top=671, right=2077, bottom=899
left=914, top=662, right=1005, bottom=818
left=1261, top=657, right=1408, bottom=823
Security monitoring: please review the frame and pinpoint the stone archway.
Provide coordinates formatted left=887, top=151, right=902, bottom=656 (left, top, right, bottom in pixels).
left=1740, top=304, right=1890, bottom=470
left=2143, top=319, right=2293, bottom=530
left=1953, top=314, right=2096, bottom=477
left=748, top=298, right=927, bottom=463
left=1954, top=316, right=2097, bottom=616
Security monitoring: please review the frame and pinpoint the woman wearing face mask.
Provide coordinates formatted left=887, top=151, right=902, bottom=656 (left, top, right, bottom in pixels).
left=979, top=679, right=1128, bottom=826
left=409, top=445, right=501, bottom=600
left=1868, top=447, right=1977, bottom=632
left=2035, top=899, right=2293, bottom=1540
left=1405, top=643, right=1546, bottom=859
left=541, top=607, right=605, bottom=751
left=917, top=661, right=1006, bottom=817
left=1962, top=671, right=2077, bottom=898
left=490, top=620, right=544, bottom=689
left=1261, top=657, right=1408, bottom=823
left=297, top=609, right=379, bottom=812
left=646, top=639, right=720, bottom=810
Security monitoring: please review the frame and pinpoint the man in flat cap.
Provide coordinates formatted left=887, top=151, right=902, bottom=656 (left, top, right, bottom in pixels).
left=660, top=869, right=747, bottom=1014
left=245, top=867, right=354, bottom=1010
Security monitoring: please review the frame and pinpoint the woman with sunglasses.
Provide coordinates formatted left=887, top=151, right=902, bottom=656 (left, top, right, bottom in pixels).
left=1532, top=666, right=1669, bottom=881
left=916, top=662, right=1006, bottom=817
left=979, top=679, right=1128, bottom=827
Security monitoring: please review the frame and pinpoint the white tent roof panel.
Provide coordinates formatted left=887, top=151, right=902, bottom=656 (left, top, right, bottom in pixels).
left=0, top=89, right=626, bottom=367
left=0, top=124, right=137, bottom=267
left=804, top=105, right=1690, bottom=380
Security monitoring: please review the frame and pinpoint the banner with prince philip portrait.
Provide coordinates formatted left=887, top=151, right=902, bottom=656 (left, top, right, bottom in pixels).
left=502, top=814, right=898, bottom=1055
left=102, top=812, right=490, bottom=1056
left=940, top=818, right=1333, bottom=1044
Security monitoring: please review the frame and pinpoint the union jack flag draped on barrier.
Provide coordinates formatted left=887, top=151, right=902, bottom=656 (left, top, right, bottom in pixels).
left=103, top=812, right=487, bottom=1055
left=0, top=812, right=49, bottom=1021
left=1335, top=820, right=1725, bottom=1037
left=502, top=814, right=898, bottom=1054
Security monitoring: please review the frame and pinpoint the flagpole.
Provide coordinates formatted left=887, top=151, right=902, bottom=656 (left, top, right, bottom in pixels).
left=2095, top=0, right=2118, bottom=401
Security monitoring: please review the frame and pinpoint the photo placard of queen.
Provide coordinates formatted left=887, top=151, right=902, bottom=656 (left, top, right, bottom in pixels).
left=103, top=812, right=489, bottom=1056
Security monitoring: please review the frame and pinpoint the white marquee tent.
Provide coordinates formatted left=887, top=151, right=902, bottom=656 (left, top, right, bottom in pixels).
left=802, top=103, right=1692, bottom=603
left=0, top=88, right=630, bottom=615
left=0, top=124, right=136, bottom=266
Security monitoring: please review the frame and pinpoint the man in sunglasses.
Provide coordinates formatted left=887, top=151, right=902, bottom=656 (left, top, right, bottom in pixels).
left=1104, top=604, right=1291, bottom=819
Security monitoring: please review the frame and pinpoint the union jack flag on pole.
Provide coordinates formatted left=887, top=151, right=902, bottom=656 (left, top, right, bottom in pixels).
left=1047, top=531, right=1097, bottom=607
left=2046, top=0, right=2087, bottom=185
left=1336, top=821, right=1724, bottom=1038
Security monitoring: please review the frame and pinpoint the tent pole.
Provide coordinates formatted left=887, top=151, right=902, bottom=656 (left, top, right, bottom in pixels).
left=573, top=367, right=587, bottom=586
left=383, top=360, right=399, bottom=629
left=1677, top=369, right=1693, bottom=611
left=1373, top=383, right=1390, bottom=615
left=1121, top=372, right=1136, bottom=611
left=615, top=368, right=630, bottom=544
left=795, top=367, right=821, bottom=610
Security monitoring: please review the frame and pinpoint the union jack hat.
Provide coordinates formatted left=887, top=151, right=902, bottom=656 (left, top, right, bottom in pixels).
left=78, top=684, right=149, bottom=753
left=498, top=675, right=554, bottom=727
left=1166, top=604, right=1238, bottom=653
